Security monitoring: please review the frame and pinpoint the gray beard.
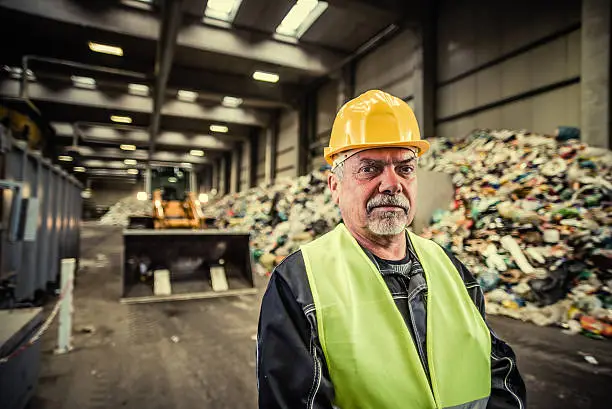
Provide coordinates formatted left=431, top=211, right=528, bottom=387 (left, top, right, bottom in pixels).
left=367, top=211, right=408, bottom=236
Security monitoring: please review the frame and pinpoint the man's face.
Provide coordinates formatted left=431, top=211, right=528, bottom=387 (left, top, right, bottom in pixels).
left=328, top=148, right=418, bottom=237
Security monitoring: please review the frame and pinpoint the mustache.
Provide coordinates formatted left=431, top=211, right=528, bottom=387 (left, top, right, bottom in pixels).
left=366, top=195, right=410, bottom=213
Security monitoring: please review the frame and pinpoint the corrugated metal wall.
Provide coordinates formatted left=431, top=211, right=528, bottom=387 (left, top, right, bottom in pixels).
left=276, top=109, right=299, bottom=179
left=1, top=139, right=81, bottom=302
left=308, top=29, right=422, bottom=172
left=436, top=0, right=582, bottom=139
left=225, top=0, right=586, bottom=189
left=355, top=30, right=420, bottom=101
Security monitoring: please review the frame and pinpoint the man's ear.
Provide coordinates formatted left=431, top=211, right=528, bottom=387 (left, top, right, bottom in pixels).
left=328, top=172, right=340, bottom=205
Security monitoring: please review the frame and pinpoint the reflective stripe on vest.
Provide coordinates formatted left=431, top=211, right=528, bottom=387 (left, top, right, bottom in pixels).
left=301, top=224, right=491, bottom=409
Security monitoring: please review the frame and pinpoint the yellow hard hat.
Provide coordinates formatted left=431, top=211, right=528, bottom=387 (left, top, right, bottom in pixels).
left=324, top=89, right=430, bottom=165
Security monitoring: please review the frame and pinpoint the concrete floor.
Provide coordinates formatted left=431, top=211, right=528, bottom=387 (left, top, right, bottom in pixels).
left=29, top=224, right=611, bottom=409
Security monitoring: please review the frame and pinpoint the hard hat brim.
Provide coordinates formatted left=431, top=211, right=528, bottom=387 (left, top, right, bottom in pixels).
left=324, top=140, right=430, bottom=166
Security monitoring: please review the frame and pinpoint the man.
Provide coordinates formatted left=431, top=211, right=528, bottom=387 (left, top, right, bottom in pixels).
left=257, top=90, right=526, bottom=409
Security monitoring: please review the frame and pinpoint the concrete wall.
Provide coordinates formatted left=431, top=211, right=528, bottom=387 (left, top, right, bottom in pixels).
left=275, top=109, right=299, bottom=179
left=413, top=169, right=454, bottom=234
left=90, top=180, right=141, bottom=207
left=355, top=29, right=421, bottom=101
left=436, top=0, right=582, bottom=139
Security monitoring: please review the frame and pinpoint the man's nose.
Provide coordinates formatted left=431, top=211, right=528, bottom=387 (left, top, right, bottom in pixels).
left=378, top=166, right=402, bottom=195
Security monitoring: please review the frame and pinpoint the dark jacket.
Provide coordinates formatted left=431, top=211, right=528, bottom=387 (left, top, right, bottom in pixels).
left=257, top=234, right=526, bottom=409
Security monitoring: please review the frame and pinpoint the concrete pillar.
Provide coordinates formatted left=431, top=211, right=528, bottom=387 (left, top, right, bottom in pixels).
left=230, top=148, right=239, bottom=193
left=144, top=166, right=152, bottom=196
left=242, top=140, right=252, bottom=189
left=220, top=156, right=228, bottom=194
left=211, top=161, right=218, bottom=192
left=337, top=62, right=355, bottom=109
left=189, top=169, right=197, bottom=193
left=249, top=129, right=259, bottom=188
left=413, top=7, right=436, bottom=138
left=264, top=125, right=276, bottom=185
left=298, top=97, right=315, bottom=176
left=581, top=0, right=611, bottom=148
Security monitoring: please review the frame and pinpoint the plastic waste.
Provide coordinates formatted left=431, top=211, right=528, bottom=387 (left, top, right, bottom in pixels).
left=561, top=319, right=582, bottom=335
left=555, top=126, right=580, bottom=141
left=202, top=128, right=611, bottom=337
left=478, top=270, right=500, bottom=292
left=500, top=235, right=535, bottom=275
left=543, top=229, right=560, bottom=243
left=419, top=129, right=611, bottom=336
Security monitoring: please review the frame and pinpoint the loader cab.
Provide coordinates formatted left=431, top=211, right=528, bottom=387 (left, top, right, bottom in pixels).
left=151, top=167, right=190, bottom=201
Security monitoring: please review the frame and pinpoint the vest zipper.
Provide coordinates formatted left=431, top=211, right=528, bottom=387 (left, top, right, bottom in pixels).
left=379, top=267, right=435, bottom=397
left=407, top=289, right=433, bottom=388
left=307, top=329, right=322, bottom=409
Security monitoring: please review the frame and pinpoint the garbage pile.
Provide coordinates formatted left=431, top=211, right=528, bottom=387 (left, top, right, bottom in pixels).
left=99, top=195, right=150, bottom=226
left=421, top=129, right=612, bottom=339
left=207, top=170, right=341, bottom=274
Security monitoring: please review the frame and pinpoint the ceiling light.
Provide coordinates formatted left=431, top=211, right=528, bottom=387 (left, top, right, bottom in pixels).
left=210, top=124, right=229, bottom=133
left=74, top=166, right=86, bottom=172
left=253, top=71, right=279, bottom=83
left=124, top=159, right=137, bottom=165
left=120, top=0, right=154, bottom=11
left=3, top=66, right=36, bottom=81
left=198, top=193, right=209, bottom=203
left=190, top=149, right=204, bottom=157
left=88, top=42, right=124, bottom=56
left=177, top=90, right=198, bottom=102
left=276, top=0, right=328, bottom=38
left=168, top=177, right=178, bottom=183
left=128, top=83, right=149, bottom=96
left=71, top=75, right=96, bottom=89
left=137, top=191, right=148, bottom=201
left=222, top=96, right=243, bottom=108
left=204, top=0, right=243, bottom=23
left=58, top=155, right=73, bottom=162
left=120, top=144, right=136, bottom=151
left=127, top=168, right=139, bottom=175
left=111, top=115, right=132, bottom=124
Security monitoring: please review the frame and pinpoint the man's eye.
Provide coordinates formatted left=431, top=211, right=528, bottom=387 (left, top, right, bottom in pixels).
left=398, top=166, right=415, bottom=174
left=361, top=166, right=377, bottom=173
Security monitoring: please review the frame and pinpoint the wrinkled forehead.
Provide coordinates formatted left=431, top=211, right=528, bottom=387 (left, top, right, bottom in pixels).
left=346, top=147, right=418, bottom=166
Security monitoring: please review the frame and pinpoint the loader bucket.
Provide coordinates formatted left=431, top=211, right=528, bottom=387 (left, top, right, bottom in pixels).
left=121, top=229, right=256, bottom=304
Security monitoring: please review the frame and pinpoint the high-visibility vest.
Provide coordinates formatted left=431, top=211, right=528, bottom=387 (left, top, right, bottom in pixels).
left=301, top=224, right=491, bottom=409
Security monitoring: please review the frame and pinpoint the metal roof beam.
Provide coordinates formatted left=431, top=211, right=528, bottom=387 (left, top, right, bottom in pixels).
left=151, top=0, right=183, bottom=158
left=0, top=0, right=344, bottom=75
left=51, top=122, right=236, bottom=150
left=168, top=66, right=297, bottom=108
left=0, top=78, right=270, bottom=127
left=161, top=98, right=269, bottom=126
left=64, top=146, right=211, bottom=164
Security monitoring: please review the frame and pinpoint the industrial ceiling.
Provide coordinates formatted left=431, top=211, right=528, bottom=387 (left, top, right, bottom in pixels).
left=0, top=0, right=415, bottom=182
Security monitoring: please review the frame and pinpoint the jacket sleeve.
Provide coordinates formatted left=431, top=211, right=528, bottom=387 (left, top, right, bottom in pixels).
left=256, top=270, right=335, bottom=409
left=443, top=249, right=527, bottom=409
